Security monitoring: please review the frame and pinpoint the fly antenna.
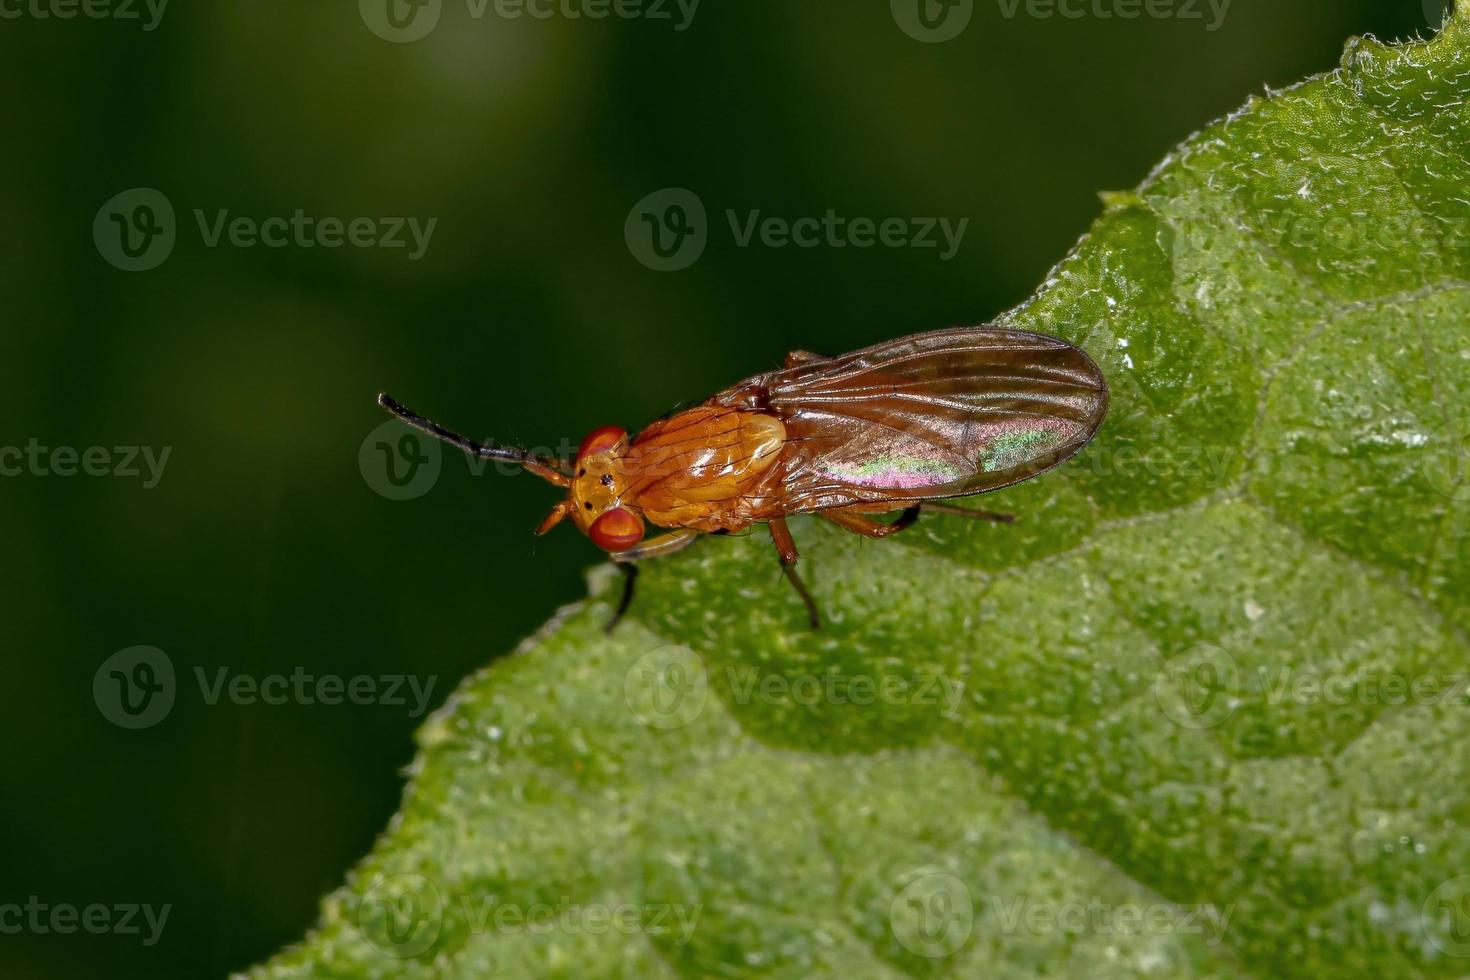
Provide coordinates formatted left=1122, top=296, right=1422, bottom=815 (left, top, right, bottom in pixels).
left=377, top=393, right=572, bottom=487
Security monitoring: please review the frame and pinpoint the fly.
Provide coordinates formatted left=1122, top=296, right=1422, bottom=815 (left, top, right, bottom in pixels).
left=378, top=326, right=1108, bottom=630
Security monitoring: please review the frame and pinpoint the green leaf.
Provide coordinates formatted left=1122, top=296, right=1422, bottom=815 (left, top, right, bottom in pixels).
left=250, top=10, right=1470, bottom=978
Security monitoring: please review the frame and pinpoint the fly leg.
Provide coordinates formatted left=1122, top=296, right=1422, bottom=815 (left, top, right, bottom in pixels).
left=822, top=502, right=1015, bottom=539
left=821, top=505, right=922, bottom=537
left=768, top=516, right=820, bottom=629
left=605, top=528, right=702, bottom=633
left=609, top=564, right=638, bottom=634
left=921, top=502, right=1015, bottom=524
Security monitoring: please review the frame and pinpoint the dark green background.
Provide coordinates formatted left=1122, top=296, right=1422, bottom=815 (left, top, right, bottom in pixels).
left=0, top=1, right=1442, bottom=976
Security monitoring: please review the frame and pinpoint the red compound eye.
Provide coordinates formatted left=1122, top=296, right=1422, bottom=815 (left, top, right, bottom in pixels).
left=588, top=507, right=644, bottom=552
left=577, top=425, right=627, bottom=461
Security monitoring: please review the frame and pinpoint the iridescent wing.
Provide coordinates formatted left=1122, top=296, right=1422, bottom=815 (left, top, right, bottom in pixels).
left=708, top=327, right=1108, bottom=513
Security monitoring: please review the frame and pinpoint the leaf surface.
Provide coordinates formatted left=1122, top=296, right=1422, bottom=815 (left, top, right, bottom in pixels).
left=251, top=10, right=1470, bottom=977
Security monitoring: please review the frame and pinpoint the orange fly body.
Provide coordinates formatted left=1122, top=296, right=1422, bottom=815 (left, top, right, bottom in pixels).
left=378, top=326, right=1108, bottom=630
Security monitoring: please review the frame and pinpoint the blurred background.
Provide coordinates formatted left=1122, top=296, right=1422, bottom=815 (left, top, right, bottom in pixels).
left=0, top=0, right=1444, bottom=975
